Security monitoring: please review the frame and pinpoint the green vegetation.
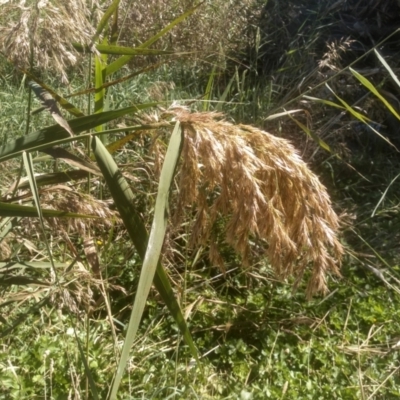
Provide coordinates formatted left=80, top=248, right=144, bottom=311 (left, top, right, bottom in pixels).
left=1, top=0, right=400, bottom=399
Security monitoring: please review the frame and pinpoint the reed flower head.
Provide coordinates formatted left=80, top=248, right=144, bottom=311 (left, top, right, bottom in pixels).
left=165, top=108, right=343, bottom=296
left=0, top=0, right=95, bottom=82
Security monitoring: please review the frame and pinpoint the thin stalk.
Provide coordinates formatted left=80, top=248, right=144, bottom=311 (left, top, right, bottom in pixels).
left=85, top=312, right=90, bottom=400
left=87, top=53, right=92, bottom=194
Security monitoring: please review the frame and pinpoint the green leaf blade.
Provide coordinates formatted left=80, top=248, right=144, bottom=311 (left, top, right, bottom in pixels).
left=0, top=104, right=157, bottom=162
left=105, top=3, right=203, bottom=76
left=0, top=202, right=98, bottom=218
left=91, top=133, right=198, bottom=400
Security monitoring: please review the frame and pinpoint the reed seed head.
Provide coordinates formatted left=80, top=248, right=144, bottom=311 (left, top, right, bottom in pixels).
left=166, top=108, right=343, bottom=296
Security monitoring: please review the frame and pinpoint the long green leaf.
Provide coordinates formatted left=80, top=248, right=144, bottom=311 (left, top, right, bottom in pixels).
left=109, top=121, right=184, bottom=398
left=326, top=83, right=396, bottom=148
left=23, top=71, right=85, bottom=117
left=372, top=172, right=400, bottom=217
left=0, top=275, right=49, bottom=286
left=66, top=62, right=164, bottom=98
left=289, top=115, right=332, bottom=153
left=105, top=3, right=203, bottom=76
left=91, top=136, right=198, bottom=386
left=74, top=330, right=100, bottom=400
left=13, top=170, right=90, bottom=190
left=374, top=49, right=400, bottom=91
left=90, top=0, right=121, bottom=46
left=0, top=261, right=68, bottom=270
left=94, top=47, right=108, bottom=143
left=215, top=73, right=235, bottom=112
left=203, top=65, right=216, bottom=111
left=74, top=43, right=175, bottom=56
left=94, top=53, right=106, bottom=118
left=0, top=217, right=18, bottom=243
left=23, top=152, right=44, bottom=220
left=90, top=122, right=173, bottom=158
left=350, top=67, right=400, bottom=121
left=302, top=95, right=346, bottom=110
left=0, top=202, right=97, bottom=218
left=110, top=6, right=118, bottom=45
left=23, top=151, right=59, bottom=280
left=0, top=103, right=157, bottom=162
left=41, top=147, right=101, bottom=175
left=29, top=81, right=75, bottom=137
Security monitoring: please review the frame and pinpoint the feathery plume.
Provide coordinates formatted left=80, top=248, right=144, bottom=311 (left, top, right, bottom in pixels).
left=165, top=108, right=343, bottom=296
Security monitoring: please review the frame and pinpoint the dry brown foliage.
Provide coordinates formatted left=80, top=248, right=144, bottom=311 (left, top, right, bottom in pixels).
left=162, top=108, right=343, bottom=296
left=0, top=0, right=259, bottom=80
left=119, top=0, right=259, bottom=64
left=3, top=187, right=123, bottom=313
left=13, top=186, right=121, bottom=261
left=0, top=0, right=95, bottom=82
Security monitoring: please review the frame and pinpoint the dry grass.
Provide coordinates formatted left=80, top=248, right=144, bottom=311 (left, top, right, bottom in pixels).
left=118, top=0, right=259, bottom=64
left=0, top=186, right=123, bottom=313
left=16, top=186, right=121, bottom=237
left=0, top=0, right=95, bottom=82
left=0, top=0, right=259, bottom=80
left=160, top=108, right=343, bottom=296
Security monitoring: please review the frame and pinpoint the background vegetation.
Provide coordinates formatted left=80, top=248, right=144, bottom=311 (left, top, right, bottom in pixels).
left=1, top=0, right=400, bottom=399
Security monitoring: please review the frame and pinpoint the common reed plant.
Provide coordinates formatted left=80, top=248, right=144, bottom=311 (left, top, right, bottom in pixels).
left=159, top=108, right=343, bottom=296
left=0, top=1, right=348, bottom=397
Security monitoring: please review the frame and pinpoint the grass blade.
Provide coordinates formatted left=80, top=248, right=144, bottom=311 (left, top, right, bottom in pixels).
left=350, top=67, right=400, bottom=121
left=13, top=170, right=90, bottom=190
left=94, top=53, right=106, bottom=117
left=74, top=329, right=100, bottom=400
left=215, top=73, right=235, bottom=112
left=302, top=95, right=347, bottom=110
left=91, top=136, right=197, bottom=356
left=374, top=49, right=400, bottom=90
left=23, top=72, right=85, bottom=117
left=0, top=103, right=157, bottom=162
left=110, top=5, right=118, bottom=45
left=0, top=217, right=18, bottom=244
left=372, top=172, right=400, bottom=217
left=66, top=62, right=164, bottom=98
left=0, top=275, right=49, bottom=286
left=74, top=43, right=174, bottom=56
left=203, top=66, right=216, bottom=111
left=325, top=83, right=395, bottom=148
left=105, top=3, right=203, bottom=76
left=94, top=45, right=108, bottom=144
left=289, top=114, right=332, bottom=153
left=109, top=121, right=184, bottom=398
left=91, top=135, right=198, bottom=397
left=265, top=108, right=309, bottom=120
left=0, top=261, right=68, bottom=270
left=29, top=81, right=75, bottom=137
left=22, top=151, right=58, bottom=280
left=41, top=147, right=102, bottom=176
left=90, top=0, right=121, bottom=46
left=0, top=202, right=97, bottom=218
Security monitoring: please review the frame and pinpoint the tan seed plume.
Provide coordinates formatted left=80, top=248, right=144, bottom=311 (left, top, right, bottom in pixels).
left=165, top=108, right=343, bottom=296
